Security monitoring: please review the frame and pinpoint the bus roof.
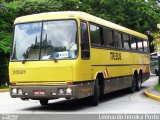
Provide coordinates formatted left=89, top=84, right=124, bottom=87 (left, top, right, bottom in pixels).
left=14, top=11, right=148, bottom=40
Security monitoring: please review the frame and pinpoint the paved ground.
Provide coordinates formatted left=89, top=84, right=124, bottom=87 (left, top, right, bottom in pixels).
left=0, top=75, right=160, bottom=114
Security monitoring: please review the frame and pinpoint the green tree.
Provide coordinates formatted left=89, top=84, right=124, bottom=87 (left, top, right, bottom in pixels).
left=0, top=0, right=7, bottom=13
left=0, top=1, right=15, bottom=85
left=97, top=0, right=160, bottom=33
left=61, top=0, right=160, bottom=33
left=151, top=32, right=160, bottom=51
left=16, top=0, right=62, bottom=17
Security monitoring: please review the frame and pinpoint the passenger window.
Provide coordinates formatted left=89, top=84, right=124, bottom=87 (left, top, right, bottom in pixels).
left=143, top=40, right=149, bottom=52
left=81, top=21, right=90, bottom=59
left=137, top=38, right=143, bottom=52
left=114, top=31, right=123, bottom=49
left=103, top=28, right=114, bottom=47
left=131, top=36, right=137, bottom=50
left=90, top=24, right=101, bottom=46
left=123, top=34, right=130, bottom=50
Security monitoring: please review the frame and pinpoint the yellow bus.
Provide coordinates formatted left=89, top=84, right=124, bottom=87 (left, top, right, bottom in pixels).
left=9, top=11, right=150, bottom=106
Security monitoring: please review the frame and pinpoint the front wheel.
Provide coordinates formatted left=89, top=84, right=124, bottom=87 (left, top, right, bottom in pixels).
left=89, top=79, right=99, bottom=106
left=39, top=99, right=48, bottom=106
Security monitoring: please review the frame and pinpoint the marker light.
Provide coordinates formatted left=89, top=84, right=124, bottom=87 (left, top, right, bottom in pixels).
left=18, top=89, right=23, bottom=95
left=66, top=81, right=73, bottom=85
left=66, top=88, right=72, bottom=94
left=59, top=89, right=64, bottom=95
left=12, top=88, right=17, bottom=94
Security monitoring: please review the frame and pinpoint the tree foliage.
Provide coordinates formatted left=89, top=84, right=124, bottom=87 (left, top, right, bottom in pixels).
left=64, top=0, right=160, bottom=33
left=0, top=0, right=7, bottom=13
left=151, top=32, right=160, bottom=50
left=0, top=0, right=160, bottom=84
left=16, top=0, right=62, bottom=17
left=0, top=7, right=15, bottom=54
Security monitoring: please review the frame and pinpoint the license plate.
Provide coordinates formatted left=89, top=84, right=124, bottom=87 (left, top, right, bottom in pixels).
left=34, top=90, right=45, bottom=95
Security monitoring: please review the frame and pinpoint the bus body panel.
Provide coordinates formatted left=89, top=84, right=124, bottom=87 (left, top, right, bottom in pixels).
left=90, top=48, right=150, bottom=94
left=91, top=48, right=150, bottom=79
left=9, top=61, right=73, bottom=83
left=9, top=59, right=93, bottom=84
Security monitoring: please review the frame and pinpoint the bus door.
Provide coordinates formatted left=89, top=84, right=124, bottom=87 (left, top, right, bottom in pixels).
left=80, top=21, right=91, bottom=80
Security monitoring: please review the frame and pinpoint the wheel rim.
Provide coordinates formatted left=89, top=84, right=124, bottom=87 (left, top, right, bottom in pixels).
left=138, top=80, right=141, bottom=87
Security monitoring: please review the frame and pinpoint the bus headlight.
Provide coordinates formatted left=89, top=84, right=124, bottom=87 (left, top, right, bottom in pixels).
left=66, top=88, right=72, bottom=94
left=18, top=89, right=23, bottom=95
left=12, top=88, right=17, bottom=95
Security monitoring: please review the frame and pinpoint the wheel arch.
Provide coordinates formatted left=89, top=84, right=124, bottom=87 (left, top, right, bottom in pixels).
left=133, top=69, right=138, bottom=76
left=94, top=71, right=105, bottom=80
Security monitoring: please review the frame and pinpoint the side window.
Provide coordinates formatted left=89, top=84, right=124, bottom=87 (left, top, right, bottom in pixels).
left=114, top=31, right=123, bottom=49
left=90, top=24, right=101, bottom=46
left=143, top=40, right=149, bottom=52
left=131, top=36, right=137, bottom=50
left=137, top=38, right=143, bottom=52
left=103, top=28, right=114, bottom=47
left=123, top=34, right=130, bottom=50
left=81, top=21, right=90, bottom=59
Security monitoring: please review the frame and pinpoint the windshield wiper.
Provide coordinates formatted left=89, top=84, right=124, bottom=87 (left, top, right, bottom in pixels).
left=22, top=57, right=26, bottom=64
left=50, top=55, right=58, bottom=63
left=22, top=53, right=28, bottom=64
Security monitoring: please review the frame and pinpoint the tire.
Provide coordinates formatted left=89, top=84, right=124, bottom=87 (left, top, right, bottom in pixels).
left=39, top=99, right=48, bottom=106
left=155, top=69, right=158, bottom=76
left=129, top=76, right=136, bottom=93
left=89, top=79, right=99, bottom=106
left=136, top=74, right=141, bottom=91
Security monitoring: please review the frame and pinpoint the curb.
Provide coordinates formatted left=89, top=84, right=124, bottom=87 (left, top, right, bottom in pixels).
left=144, top=89, right=160, bottom=101
left=0, top=88, right=9, bottom=92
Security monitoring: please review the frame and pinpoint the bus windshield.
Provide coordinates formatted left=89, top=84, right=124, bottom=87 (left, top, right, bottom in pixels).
left=11, top=20, right=77, bottom=61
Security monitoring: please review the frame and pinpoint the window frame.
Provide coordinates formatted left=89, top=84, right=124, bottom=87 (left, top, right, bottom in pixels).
left=114, top=30, right=124, bottom=49
left=87, top=21, right=149, bottom=54
left=143, top=39, right=149, bottom=53
left=103, top=26, right=115, bottom=49
left=137, top=38, right=143, bottom=52
left=122, top=33, right=131, bottom=50
left=130, top=35, right=138, bottom=51
left=80, top=20, right=90, bottom=60
left=89, top=23, right=103, bottom=47
left=10, top=19, right=79, bottom=62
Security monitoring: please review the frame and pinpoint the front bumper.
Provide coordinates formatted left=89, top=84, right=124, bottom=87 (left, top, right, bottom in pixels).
left=9, top=82, right=94, bottom=100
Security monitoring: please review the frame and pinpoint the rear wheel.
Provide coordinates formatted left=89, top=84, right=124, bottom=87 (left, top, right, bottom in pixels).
left=39, top=99, right=48, bottom=106
left=129, top=76, right=136, bottom=93
left=89, top=79, right=99, bottom=106
left=136, top=74, right=141, bottom=91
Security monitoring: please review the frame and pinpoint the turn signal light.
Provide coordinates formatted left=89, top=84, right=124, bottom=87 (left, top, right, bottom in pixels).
left=10, top=82, right=16, bottom=85
left=66, top=81, right=73, bottom=85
